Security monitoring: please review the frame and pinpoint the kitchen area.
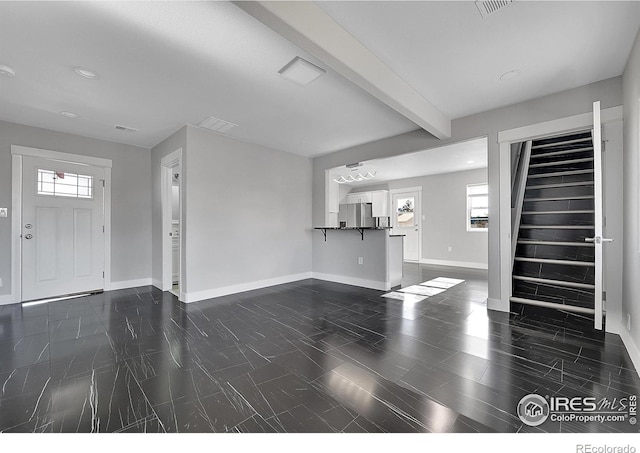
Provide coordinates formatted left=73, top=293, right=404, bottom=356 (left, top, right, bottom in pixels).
left=313, top=168, right=404, bottom=291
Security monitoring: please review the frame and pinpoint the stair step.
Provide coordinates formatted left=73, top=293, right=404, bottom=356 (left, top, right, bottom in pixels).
left=513, top=257, right=594, bottom=267
left=532, top=137, right=592, bottom=150
left=519, top=225, right=594, bottom=230
left=509, top=296, right=595, bottom=315
left=526, top=181, right=594, bottom=190
left=528, top=169, right=594, bottom=179
left=521, top=210, right=594, bottom=215
left=517, top=240, right=594, bottom=247
left=512, top=275, right=595, bottom=290
left=524, top=195, right=594, bottom=202
left=531, top=147, right=593, bottom=159
left=528, top=157, right=594, bottom=169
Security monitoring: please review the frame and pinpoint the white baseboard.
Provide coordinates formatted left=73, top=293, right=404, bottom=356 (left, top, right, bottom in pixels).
left=487, top=297, right=509, bottom=313
left=612, top=324, right=640, bottom=377
left=152, top=278, right=163, bottom=290
left=0, top=294, right=15, bottom=306
left=419, top=258, right=488, bottom=270
left=311, top=272, right=389, bottom=291
left=108, top=278, right=153, bottom=291
left=182, top=272, right=312, bottom=303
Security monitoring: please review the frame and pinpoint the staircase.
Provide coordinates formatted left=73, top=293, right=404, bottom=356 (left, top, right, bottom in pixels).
left=511, top=131, right=597, bottom=316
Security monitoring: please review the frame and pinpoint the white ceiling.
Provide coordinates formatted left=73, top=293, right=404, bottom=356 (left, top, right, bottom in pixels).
left=330, top=137, right=488, bottom=186
left=316, top=1, right=640, bottom=119
left=0, top=1, right=416, bottom=155
left=0, top=2, right=639, bottom=157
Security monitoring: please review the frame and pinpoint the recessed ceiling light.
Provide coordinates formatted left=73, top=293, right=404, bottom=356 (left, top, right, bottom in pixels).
left=0, top=64, right=15, bottom=78
left=60, top=111, right=79, bottom=119
left=115, top=124, right=139, bottom=132
left=499, top=69, right=520, bottom=81
left=278, top=56, right=326, bottom=87
left=467, top=160, right=475, bottom=164
left=73, top=67, right=98, bottom=79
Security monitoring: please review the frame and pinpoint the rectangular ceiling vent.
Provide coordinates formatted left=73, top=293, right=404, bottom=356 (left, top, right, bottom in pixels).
left=198, top=116, right=238, bottom=133
left=475, top=0, right=516, bottom=19
left=114, top=124, right=139, bottom=132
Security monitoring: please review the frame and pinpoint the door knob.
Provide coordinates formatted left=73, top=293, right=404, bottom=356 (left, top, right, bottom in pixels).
left=25, top=234, right=33, bottom=240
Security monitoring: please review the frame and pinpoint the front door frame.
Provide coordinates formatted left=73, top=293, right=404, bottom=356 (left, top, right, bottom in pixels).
left=10, top=145, right=112, bottom=304
left=496, top=105, right=623, bottom=316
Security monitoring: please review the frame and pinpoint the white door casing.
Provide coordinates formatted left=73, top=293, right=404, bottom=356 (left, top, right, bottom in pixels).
left=161, top=149, right=183, bottom=299
left=496, top=104, right=623, bottom=329
left=391, top=188, right=421, bottom=262
left=21, top=156, right=105, bottom=301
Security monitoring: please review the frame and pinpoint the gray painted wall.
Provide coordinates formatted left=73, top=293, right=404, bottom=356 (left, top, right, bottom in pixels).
left=313, top=76, right=623, bottom=306
left=0, top=120, right=152, bottom=295
left=350, top=168, right=488, bottom=266
left=184, top=126, right=312, bottom=295
left=622, top=29, right=640, bottom=353
left=150, top=126, right=187, bottom=286
left=313, top=229, right=389, bottom=286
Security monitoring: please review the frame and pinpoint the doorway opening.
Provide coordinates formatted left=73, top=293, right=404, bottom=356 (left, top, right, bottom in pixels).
left=161, top=149, right=183, bottom=299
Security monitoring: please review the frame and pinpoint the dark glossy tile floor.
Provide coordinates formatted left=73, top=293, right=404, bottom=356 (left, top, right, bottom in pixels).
left=1, top=263, right=638, bottom=433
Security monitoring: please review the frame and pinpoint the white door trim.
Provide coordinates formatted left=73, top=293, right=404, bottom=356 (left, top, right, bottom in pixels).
left=10, top=145, right=112, bottom=304
left=390, top=186, right=422, bottom=262
left=494, top=105, right=623, bottom=314
left=161, top=149, right=184, bottom=300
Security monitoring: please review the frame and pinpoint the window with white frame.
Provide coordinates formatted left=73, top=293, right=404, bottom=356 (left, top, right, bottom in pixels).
left=467, top=183, right=488, bottom=231
left=37, top=169, right=93, bottom=199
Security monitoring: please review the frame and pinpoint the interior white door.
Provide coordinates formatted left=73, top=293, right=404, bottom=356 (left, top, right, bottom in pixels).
left=21, top=156, right=105, bottom=301
left=392, top=190, right=421, bottom=261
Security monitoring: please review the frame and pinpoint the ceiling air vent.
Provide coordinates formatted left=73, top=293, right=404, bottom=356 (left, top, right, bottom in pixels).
left=114, top=124, right=139, bottom=132
left=198, top=116, right=238, bottom=133
left=475, top=0, right=516, bottom=19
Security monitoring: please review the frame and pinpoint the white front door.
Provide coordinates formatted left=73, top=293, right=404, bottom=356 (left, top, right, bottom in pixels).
left=392, top=190, right=421, bottom=262
left=21, top=156, right=105, bottom=301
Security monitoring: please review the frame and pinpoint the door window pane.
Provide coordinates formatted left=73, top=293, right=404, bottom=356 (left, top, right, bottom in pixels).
left=397, top=196, right=415, bottom=227
left=37, top=169, right=93, bottom=199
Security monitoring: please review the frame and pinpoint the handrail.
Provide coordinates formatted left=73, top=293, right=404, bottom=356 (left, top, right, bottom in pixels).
left=511, top=140, right=532, bottom=270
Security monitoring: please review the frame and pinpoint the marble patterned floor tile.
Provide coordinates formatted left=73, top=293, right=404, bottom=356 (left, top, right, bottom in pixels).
left=48, top=363, right=156, bottom=433
left=0, top=333, right=50, bottom=374
left=0, top=263, right=637, bottom=433
left=0, top=313, right=49, bottom=342
left=48, top=332, right=117, bottom=380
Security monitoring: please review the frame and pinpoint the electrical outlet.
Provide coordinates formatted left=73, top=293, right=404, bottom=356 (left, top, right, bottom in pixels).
left=628, top=314, right=632, bottom=332
left=358, top=257, right=363, bottom=265
left=0, top=208, right=7, bottom=218
left=447, top=246, right=452, bottom=252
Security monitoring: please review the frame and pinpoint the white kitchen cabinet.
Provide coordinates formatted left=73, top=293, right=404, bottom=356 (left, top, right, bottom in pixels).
left=371, top=190, right=389, bottom=217
left=345, top=192, right=372, bottom=204
left=345, top=190, right=389, bottom=217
